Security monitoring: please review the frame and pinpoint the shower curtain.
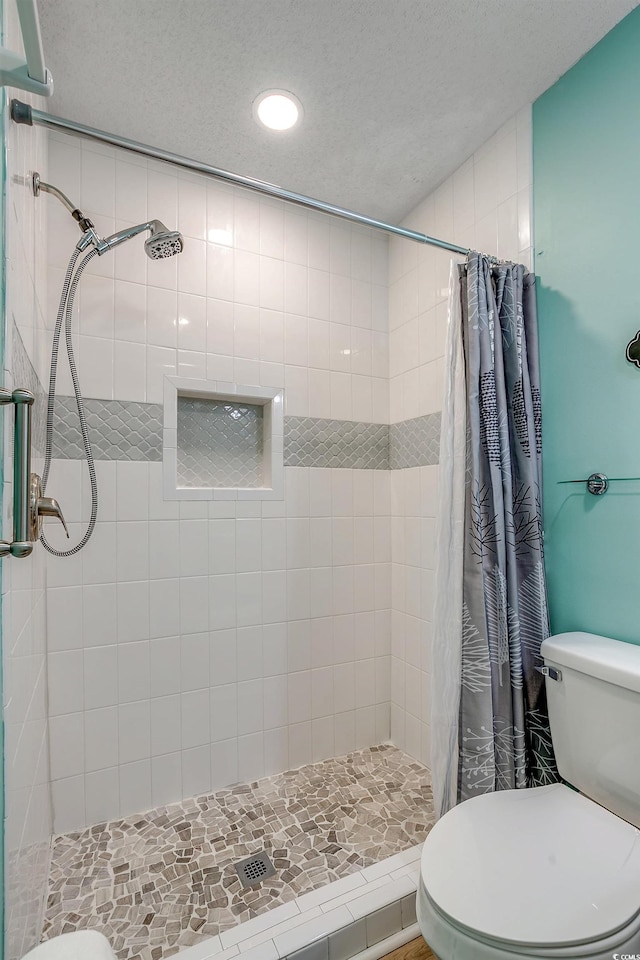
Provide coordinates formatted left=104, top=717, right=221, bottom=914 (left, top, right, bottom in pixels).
left=431, top=253, right=557, bottom=819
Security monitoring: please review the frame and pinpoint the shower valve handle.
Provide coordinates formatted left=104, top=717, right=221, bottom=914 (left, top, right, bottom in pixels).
left=37, top=496, right=69, bottom=537
left=29, top=474, right=69, bottom=541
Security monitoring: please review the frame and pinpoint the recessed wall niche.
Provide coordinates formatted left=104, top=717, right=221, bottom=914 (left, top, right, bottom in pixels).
left=163, top=378, right=284, bottom=500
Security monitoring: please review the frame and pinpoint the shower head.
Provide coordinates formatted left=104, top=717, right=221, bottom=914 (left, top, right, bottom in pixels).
left=101, top=219, right=184, bottom=258
left=144, top=220, right=184, bottom=259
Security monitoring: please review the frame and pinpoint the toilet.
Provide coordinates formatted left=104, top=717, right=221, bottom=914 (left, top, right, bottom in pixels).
left=22, top=932, right=117, bottom=960
left=418, top=631, right=640, bottom=959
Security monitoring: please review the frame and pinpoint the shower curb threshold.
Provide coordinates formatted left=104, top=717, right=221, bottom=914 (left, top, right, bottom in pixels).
left=175, top=843, right=423, bottom=960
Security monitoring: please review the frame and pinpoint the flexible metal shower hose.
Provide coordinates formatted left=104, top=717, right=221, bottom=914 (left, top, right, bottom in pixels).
left=41, top=246, right=99, bottom=556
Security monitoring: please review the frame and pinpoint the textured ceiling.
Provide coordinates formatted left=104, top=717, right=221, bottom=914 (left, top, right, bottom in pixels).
left=38, top=0, right=638, bottom=222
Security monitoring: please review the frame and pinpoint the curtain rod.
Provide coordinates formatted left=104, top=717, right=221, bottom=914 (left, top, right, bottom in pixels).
left=11, top=98, right=471, bottom=257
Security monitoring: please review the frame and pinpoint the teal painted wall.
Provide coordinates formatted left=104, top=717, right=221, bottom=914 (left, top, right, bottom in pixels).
left=534, top=5, right=640, bottom=642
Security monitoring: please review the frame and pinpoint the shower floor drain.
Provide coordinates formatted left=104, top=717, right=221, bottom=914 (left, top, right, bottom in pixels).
left=234, top=851, right=276, bottom=888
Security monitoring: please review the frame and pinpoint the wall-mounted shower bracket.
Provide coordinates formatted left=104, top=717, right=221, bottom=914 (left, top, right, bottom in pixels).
left=0, top=387, right=68, bottom=558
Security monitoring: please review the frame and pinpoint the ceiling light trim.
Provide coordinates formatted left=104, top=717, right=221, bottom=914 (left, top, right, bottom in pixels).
left=253, top=89, right=303, bottom=131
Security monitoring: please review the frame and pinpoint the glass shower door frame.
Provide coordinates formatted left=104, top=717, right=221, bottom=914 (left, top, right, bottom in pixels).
left=0, top=0, right=7, bottom=951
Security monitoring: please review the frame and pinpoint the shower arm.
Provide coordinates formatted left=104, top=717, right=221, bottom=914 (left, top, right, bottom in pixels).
left=32, top=173, right=96, bottom=234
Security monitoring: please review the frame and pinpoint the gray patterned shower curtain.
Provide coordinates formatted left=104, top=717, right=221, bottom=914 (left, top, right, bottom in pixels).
left=456, top=253, right=557, bottom=802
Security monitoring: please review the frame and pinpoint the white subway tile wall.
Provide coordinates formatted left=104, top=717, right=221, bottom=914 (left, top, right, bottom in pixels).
left=2, top=3, right=52, bottom=958
left=388, top=108, right=533, bottom=764
left=43, top=132, right=392, bottom=831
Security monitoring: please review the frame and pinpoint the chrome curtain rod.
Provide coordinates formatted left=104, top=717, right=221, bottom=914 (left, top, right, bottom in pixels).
left=11, top=99, right=471, bottom=257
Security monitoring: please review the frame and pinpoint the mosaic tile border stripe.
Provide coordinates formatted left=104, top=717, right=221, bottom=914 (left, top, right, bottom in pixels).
left=53, top=397, right=164, bottom=461
left=49, top=397, right=441, bottom=469
left=389, top=413, right=441, bottom=469
left=284, top=417, right=389, bottom=470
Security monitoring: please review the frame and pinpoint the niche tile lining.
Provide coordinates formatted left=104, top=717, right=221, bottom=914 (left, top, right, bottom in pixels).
left=177, top=396, right=264, bottom=488
left=163, top=377, right=284, bottom=500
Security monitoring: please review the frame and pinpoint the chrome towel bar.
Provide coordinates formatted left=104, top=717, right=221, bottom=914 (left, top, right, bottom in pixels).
left=559, top=472, right=640, bottom=496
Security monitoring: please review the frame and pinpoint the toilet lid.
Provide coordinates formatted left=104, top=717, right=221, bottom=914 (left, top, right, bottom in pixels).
left=422, top=783, right=640, bottom=947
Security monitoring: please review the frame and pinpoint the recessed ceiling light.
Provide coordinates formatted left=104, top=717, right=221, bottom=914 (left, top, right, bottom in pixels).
left=253, top=90, right=302, bottom=131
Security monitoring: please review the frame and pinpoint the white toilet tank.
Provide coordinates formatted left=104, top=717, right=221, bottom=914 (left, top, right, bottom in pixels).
left=542, top=631, right=640, bottom=829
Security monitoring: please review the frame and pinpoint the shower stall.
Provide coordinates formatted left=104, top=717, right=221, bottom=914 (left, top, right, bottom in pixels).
left=2, top=74, right=436, bottom=960
left=1, top=3, right=533, bottom=957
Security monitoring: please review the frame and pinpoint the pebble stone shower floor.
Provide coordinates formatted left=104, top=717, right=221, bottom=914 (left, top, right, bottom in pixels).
left=42, top=745, right=435, bottom=960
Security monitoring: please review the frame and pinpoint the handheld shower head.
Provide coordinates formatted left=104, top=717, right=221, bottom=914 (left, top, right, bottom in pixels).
left=144, top=220, right=184, bottom=259
left=101, top=219, right=184, bottom=258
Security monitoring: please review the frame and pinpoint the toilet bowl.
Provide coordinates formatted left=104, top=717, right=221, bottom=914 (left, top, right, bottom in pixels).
left=418, top=633, right=640, bottom=959
left=22, top=932, right=117, bottom=960
left=418, top=783, right=640, bottom=958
